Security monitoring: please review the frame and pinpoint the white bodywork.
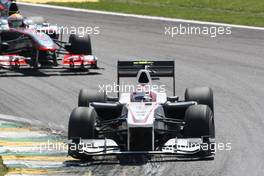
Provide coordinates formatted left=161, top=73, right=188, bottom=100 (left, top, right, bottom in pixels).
left=76, top=137, right=214, bottom=157
left=70, top=69, right=214, bottom=158
left=127, top=102, right=157, bottom=127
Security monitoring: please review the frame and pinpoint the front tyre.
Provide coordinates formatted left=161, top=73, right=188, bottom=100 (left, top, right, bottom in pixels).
left=68, top=34, right=92, bottom=55
left=68, top=107, right=98, bottom=160
left=183, top=105, right=215, bottom=138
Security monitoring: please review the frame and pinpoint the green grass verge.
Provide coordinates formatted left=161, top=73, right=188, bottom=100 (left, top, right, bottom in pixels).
left=0, top=156, right=7, bottom=176
left=47, top=0, right=264, bottom=27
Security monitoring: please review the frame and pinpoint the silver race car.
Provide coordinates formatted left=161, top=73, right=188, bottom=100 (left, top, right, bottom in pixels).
left=0, top=0, right=98, bottom=70
left=68, top=61, right=215, bottom=160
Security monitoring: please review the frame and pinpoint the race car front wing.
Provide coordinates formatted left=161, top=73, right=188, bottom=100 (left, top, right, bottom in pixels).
left=68, top=137, right=215, bottom=159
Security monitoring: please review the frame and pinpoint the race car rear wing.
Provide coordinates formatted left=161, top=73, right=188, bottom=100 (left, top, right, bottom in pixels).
left=117, top=60, right=175, bottom=96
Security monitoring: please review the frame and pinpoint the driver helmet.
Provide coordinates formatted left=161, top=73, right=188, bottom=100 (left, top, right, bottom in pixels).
left=131, top=91, right=152, bottom=102
left=8, top=13, right=23, bottom=28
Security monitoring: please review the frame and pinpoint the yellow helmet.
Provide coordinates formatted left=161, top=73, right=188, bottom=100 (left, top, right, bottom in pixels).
left=8, top=13, right=24, bottom=28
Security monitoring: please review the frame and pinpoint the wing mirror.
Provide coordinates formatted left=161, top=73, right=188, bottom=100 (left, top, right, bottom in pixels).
left=167, top=96, right=179, bottom=102
left=107, top=96, right=119, bottom=102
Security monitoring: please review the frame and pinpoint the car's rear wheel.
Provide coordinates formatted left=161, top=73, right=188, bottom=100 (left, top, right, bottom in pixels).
left=185, top=87, right=214, bottom=113
left=78, top=89, right=106, bottom=107
left=183, top=105, right=215, bottom=138
left=68, top=34, right=92, bottom=55
left=68, top=107, right=97, bottom=160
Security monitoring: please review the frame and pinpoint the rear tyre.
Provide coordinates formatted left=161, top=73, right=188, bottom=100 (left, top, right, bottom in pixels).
left=183, top=105, right=215, bottom=138
left=68, top=107, right=97, bottom=160
left=78, top=89, right=106, bottom=107
left=185, top=87, right=214, bottom=113
left=68, top=34, right=92, bottom=55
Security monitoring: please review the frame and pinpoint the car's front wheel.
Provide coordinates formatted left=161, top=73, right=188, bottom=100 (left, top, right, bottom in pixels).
left=68, top=107, right=98, bottom=160
left=183, top=105, right=215, bottom=138
left=68, top=34, right=92, bottom=55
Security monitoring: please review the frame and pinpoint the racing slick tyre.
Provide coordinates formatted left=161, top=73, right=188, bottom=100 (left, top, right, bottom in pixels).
left=68, top=34, right=92, bottom=55
left=78, top=89, right=106, bottom=107
left=183, top=105, right=215, bottom=138
left=68, top=107, right=97, bottom=139
left=185, top=87, right=214, bottom=113
left=68, top=107, right=98, bottom=160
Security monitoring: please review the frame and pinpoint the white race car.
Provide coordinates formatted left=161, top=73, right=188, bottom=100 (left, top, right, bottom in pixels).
left=68, top=61, right=215, bottom=160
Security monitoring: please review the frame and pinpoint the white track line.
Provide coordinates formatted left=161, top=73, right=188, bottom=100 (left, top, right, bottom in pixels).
left=18, top=2, right=264, bottom=31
